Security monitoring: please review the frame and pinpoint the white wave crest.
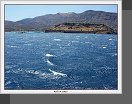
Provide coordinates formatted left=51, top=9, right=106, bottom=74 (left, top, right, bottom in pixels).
left=49, top=69, right=67, bottom=77
left=26, top=70, right=40, bottom=75
left=109, top=38, right=112, bottom=41
left=102, top=47, right=106, bottom=48
left=10, top=45, right=18, bottom=48
left=47, top=59, right=54, bottom=66
left=54, top=39, right=61, bottom=41
left=45, top=54, right=54, bottom=57
left=72, top=41, right=79, bottom=43
left=26, top=69, right=67, bottom=79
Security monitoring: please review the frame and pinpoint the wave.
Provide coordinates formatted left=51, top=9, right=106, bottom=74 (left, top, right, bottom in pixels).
left=7, top=45, right=18, bottom=48
left=45, top=54, right=54, bottom=57
left=54, top=39, right=61, bottom=41
left=26, top=70, right=40, bottom=75
left=5, top=70, right=11, bottom=74
left=102, top=46, right=107, bottom=48
left=112, top=53, right=117, bottom=56
left=49, top=69, right=67, bottom=77
left=11, top=68, right=24, bottom=74
left=24, top=44, right=32, bottom=46
left=103, top=85, right=115, bottom=90
left=76, top=36, right=80, bottom=38
left=5, top=81, right=12, bottom=86
left=72, top=41, right=79, bottom=43
left=47, top=59, right=54, bottom=66
left=5, top=65, right=17, bottom=69
left=85, top=42, right=90, bottom=44
left=26, top=69, right=67, bottom=79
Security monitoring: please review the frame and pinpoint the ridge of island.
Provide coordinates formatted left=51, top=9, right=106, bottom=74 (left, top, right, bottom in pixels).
left=45, top=23, right=117, bottom=34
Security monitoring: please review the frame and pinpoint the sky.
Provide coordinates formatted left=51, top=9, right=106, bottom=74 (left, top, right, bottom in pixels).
left=5, top=5, right=117, bottom=21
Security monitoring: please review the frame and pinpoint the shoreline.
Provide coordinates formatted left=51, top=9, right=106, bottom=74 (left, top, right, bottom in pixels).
left=44, top=30, right=117, bottom=34
left=5, top=31, right=117, bottom=35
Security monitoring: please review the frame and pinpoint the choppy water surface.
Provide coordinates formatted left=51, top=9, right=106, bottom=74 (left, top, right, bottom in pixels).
left=4, top=32, right=118, bottom=90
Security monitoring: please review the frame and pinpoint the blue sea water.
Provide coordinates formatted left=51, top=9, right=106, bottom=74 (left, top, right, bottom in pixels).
left=4, top=32, right=118, bottom=90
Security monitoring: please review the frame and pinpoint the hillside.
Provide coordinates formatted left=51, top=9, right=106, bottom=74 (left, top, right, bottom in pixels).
left=5, top=10, right=117, bottom=32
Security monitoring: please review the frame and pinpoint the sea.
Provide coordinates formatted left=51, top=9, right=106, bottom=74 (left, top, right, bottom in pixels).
left=4, top=32, right=118, bottom=90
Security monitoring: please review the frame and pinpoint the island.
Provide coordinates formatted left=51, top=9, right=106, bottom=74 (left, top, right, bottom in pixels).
left=45, top=23, right=117, bottom=34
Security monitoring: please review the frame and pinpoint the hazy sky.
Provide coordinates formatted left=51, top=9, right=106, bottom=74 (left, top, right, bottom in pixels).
left=5, top=5, right=117, bottom=21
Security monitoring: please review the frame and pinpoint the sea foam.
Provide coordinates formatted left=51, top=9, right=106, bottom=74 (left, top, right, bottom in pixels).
left=47, top=59, right=54, bottom=66
left=45, top=54, right=54, bottom=57
left=49, top=69, right=67, bottom=77
left=54, top=39, right=61, bottom=41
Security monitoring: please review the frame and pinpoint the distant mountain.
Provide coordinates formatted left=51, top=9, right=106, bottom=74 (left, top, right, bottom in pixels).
left=5, top=10, right=117, bottom=32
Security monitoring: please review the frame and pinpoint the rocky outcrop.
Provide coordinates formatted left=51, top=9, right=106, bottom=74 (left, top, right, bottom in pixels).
left=45, top=23, right=117, bottom=34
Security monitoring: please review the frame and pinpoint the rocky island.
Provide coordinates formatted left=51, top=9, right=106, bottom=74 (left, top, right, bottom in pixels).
left=45, top=23, right=117, bottom=34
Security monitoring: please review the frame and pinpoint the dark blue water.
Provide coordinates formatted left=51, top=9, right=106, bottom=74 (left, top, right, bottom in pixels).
left=4, top=32, right=118, bottom=90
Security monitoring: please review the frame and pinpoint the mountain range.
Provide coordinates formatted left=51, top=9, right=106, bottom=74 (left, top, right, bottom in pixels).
left=5, top=10, right=118, bottom=32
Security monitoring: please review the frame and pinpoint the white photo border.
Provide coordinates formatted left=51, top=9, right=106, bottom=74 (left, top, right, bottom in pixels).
left=0, top=0, right=122, bottom=94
